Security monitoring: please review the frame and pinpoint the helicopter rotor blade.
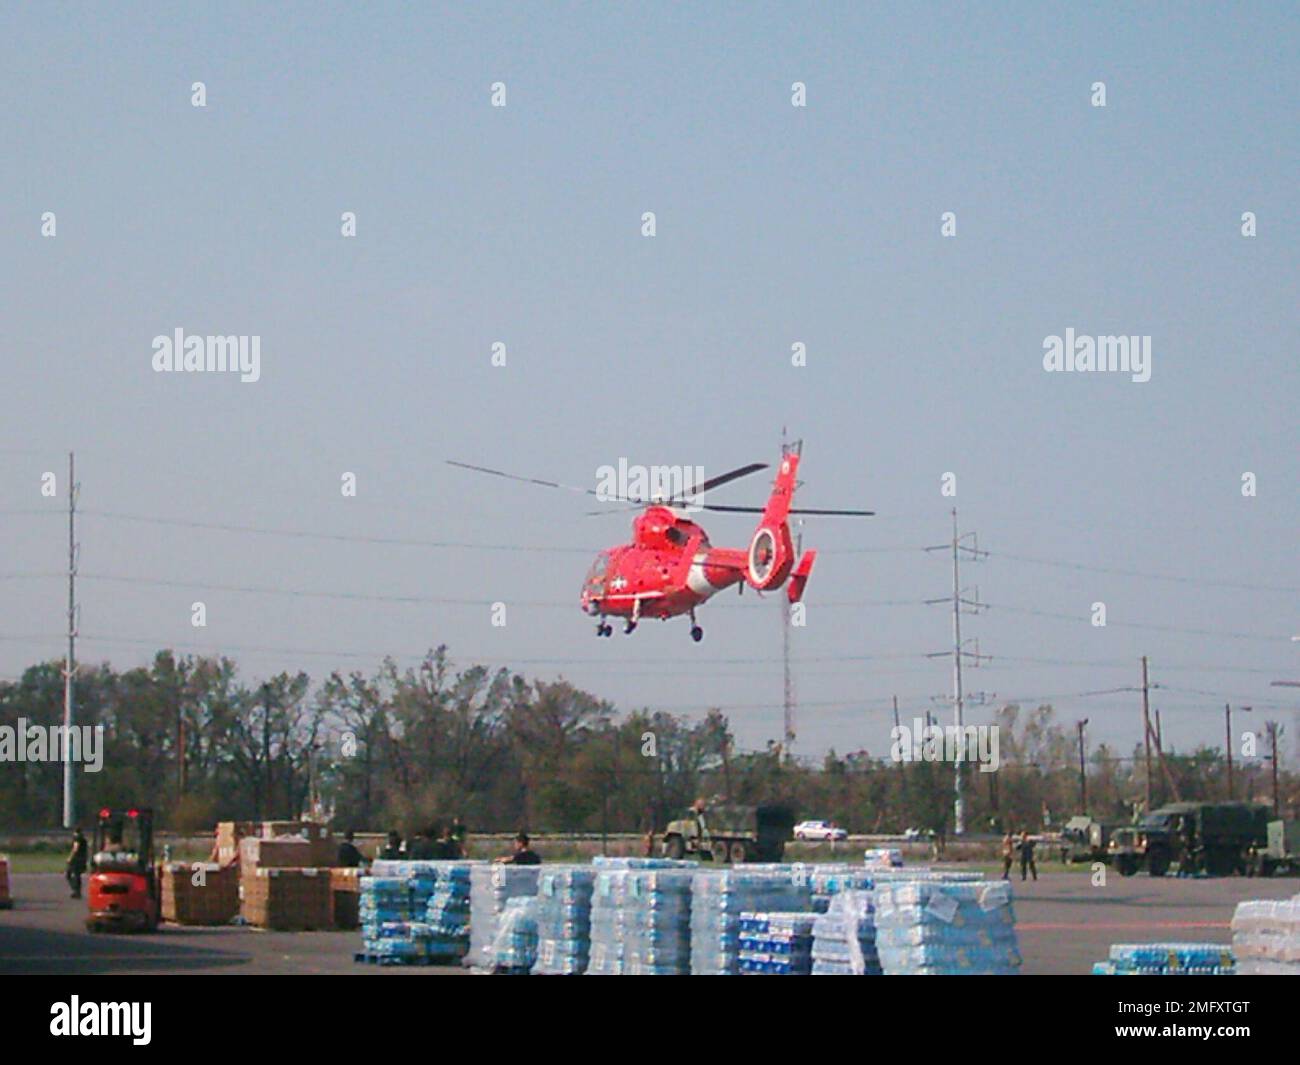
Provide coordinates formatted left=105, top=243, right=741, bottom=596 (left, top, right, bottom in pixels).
left=446, top=460, right=605, bottom=497
left=579, top=461, right=771, bottom=513
left=672, top=462, right=768, bottom=500
left=699, top=504, right=875, bottom=517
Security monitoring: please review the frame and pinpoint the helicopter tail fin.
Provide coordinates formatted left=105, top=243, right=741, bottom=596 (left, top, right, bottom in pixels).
left=787, top=549, right=816, bottom=602
left=745, top=447, right=800, bottom=590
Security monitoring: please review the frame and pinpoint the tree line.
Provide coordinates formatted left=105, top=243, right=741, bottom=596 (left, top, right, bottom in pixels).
left=0, top=648, right=1293, bottom=835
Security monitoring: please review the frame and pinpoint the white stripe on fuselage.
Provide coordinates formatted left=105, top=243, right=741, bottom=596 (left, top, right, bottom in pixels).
left=686, top=551, right=723, bottom=598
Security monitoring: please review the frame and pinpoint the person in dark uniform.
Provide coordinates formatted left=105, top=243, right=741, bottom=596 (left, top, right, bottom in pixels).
left=408, top=826, right=438, bottom=860
left=449, top=816, right=467, bottom=858
left=433, top=825, right=460, bottom=859
left=378, top=830, right=404, bottom=860
left=66, top=827, right=89, bottom=898
left=336, top=830, right=364, bottom=868
left=496, top=832, right=541, bottom=865
left=1018, top=831, right=1038, bottom=881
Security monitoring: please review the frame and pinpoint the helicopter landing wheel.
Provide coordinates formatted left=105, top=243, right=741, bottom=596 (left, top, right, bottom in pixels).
left=623, top=620, right=637, bottom=635
left=596, top=621, right=612, bottom=637
left=690, top=625, right=704, bottom=642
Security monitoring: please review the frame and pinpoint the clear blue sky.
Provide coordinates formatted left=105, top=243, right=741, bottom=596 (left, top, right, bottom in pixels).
left=2, top=2, right=1297, bottom=761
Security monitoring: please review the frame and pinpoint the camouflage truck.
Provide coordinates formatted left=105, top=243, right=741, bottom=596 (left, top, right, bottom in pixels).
left=661, top=803, right=795, bottom=863
left=1109, top=801, right=1270, bottom=877
left=1056, top=815, right=1113, bottom=863
left=1248, top=820, right=1300, bottom=877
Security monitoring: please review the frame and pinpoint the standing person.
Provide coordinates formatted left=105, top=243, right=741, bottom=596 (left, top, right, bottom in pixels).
left=1018, top=831, right=1038, bottom=882
left=434, top=825, right=460, bottom=860
left=408, top=827, right=437, bottom=860
left=336, top=830, right=364, bottom=868
left=66, top=827, right=89, bottom=899
left=449, top=815, right=467, bottom=858
left=1000, top=833, right=1015, bottom=880
left=495, top=832, right=541, bottom=865
left=378, top=830, right=403, bottom=860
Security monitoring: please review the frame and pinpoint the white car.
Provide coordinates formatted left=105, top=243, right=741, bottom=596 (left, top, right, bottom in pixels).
left=793, top=820, right=848, bottom=841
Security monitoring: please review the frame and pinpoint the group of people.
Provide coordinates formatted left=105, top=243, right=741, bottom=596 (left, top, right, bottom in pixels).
left=336, top=819, right=541, bottom=867
left=1001, top=831, right=1038, bottom=881
left=59, top=818, right=540, bottom=900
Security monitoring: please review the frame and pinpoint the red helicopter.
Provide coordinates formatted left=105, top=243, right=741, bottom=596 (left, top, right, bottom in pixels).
left=448, top=440, right=872, bottom=641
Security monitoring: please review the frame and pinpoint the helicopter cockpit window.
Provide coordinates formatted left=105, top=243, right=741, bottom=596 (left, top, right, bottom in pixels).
left=586, top=553, right=609, bottom=582
left=665, top=527, right=687, bottom=546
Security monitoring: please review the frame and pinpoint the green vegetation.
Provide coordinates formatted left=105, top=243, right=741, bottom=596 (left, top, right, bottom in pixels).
left=2, top=648, right=1294, bottom=837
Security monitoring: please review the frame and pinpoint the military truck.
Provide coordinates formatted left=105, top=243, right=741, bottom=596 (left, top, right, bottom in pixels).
left=1248, top=820, right=1300, bottom=877
left=661, top=803, right=795, bottom=863
left=1056, top=815, right=1113, bottom=863
left=1109, top=801, right=1270, bottom=877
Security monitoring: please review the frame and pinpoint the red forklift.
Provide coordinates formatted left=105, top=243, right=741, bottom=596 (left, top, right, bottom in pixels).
left=86, top=807, right=161, bottom=933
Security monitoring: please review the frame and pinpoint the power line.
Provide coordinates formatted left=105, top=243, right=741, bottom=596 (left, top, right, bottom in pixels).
left=74, top=572, right=929, bottom=611
left=983, top=601, right=1290, bottom=643
left=79, top=509, right=598, bottom=554
left=45, top=568, right=1292, bottom=645
left=985, top=548, right=1300, bottom=595
left=62, top=507, right=1300, bottom=598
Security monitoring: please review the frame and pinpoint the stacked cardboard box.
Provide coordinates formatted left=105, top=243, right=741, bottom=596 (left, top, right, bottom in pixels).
left=215, top=821, right=258, bottom=866
left=239, top=836, right=315, bottom=869
left=240, top=867, right=332, bottom=930
left=330, top=867, right=362, bottom=930
left=261, top=821, right=335, bottom=867
left=0, top=854, right=11, bottom=909
left=161, top=862, right=239, bottom=925
left=217, top=820, right=336, bottom=868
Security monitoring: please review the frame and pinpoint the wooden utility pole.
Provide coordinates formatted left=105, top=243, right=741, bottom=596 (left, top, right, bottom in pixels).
left=720, top=731, right=732, bottom=800
left=1268, top=722, right=1281, bottom=815
left=1141, top=657, right=1153, bottom=812
left=1225, top=704, right=1234, bottom=800
left=1076, top=719, right=1089, bottom=814
left=178, top=713, right=187, bottom=805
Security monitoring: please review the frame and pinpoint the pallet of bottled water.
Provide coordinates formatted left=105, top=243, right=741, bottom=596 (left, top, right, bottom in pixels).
left=1231, top=896, right=1300, bottom=975
left=589, top=866, right=693, bottom=975
left=424, top=861, right=476, bottom=959
left=873, top=880, right=1021, bottom=975
left=806, top=865, right=876, bottom=912
left=359, top=873, right=438, bottom=963
left=863, top=848, right=904, bottom=869
left=591, top=856, right=695, bottom=869
left=737, top=911, right=817, bottom=975
left=806, top=865, right=982, bottom=912
left=1093, top=942, right=1235, bottom=976
left=370, top=859, right=446, bottom=879
left=533, top=866, right=596, bottom=975
left=467, top=863, right=541, bottom=970
left=491, top=896, right=539, bottom=973
left=812, top=889, right=883, bottom=975
left=690, top=867, right=812, bottom=974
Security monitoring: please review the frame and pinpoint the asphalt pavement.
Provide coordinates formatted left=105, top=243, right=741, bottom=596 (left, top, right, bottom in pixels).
left=2, top=869, right=1296, bottom=975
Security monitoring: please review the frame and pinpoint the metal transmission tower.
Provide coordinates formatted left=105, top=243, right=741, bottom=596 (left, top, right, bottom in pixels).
left=925, top=508, right=989, bottom=835
left=62, top=451, right=80, bottom=829
left=781, top=520, right=804, bottom=758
